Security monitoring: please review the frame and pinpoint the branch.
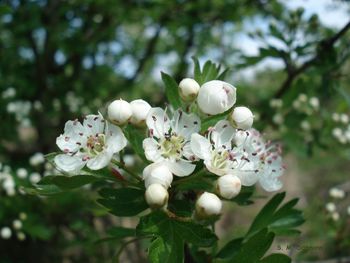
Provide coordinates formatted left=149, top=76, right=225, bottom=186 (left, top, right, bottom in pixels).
left=274, top=20, right=350, bottom=98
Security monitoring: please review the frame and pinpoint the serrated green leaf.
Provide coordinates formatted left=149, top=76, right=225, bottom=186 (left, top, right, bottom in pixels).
left=259, top=253, right=291, bottom=263
left=97, top=187, right=148, bottom=216
left=38, top=175, right=99, bottom=190
left=192, top=56, right=202, bottom=84
left=161, top=71, right=182, bottom=109
left=201, top=108, right=232, bottom=132
left=216, top=238, right=243, bottom=259
left=149, top=236, right=183, bottom=263
left=124, top=125, right=148, bottom=162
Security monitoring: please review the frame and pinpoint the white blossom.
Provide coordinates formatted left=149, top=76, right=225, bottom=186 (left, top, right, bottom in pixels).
left=108, top=99, right=132, bottom=125
left=216, top=174, right=241, bottom=199
left=0, top=227, right=12, bottom=239
left=230, top=106, right=254, bottom=130
left=331, top=212, right=340, bottom=221
left=145, top=184, right=169, bottom=208
left=179, top=78, right=200, bottom=101
left=16, top=168, right=28, bottom=179
left=29, top=172, right=41, bottom=184
left=332, top=113, right=340, bottom=122
left=130, top=99, right=151, bottom=126
left=29, top=152, right=45, bottom=166
left=340, top=114, right=349, bottom=124
left=54, top=114, right=127, bottom=172
left=329, top=187, right=345, bottom=199
left=197, top=80, right=236, bottom=115
left=17, top=232, right=26, bottom=241
left=326, top=202, right=336, bottom=213
left=309, top=97, right=319, bottom=109
left=143, top=163, right=173, bottom=189
left=143, top=108, right=200, bottom=177
left=196, top=192, right=222, bottom=217
left=12, top=220, right=22, bottom=230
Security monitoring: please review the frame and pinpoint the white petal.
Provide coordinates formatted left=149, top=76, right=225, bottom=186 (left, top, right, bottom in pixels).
left=182, top=143, right=197, bottom=161
left=56, top=120, right=86, bottom=153
left=172, top=110, right=201, bottom=139
left=146, top=108, right=170, bottom=138
left=105, top=122, right=127, bottom=153
left=83, top=114, right=105, bottom=136
left=232, top=169, right=259, bottom=186
left=54, top=154, right=86, bottom=172
left=87, top=151, right=113, bottom=170
left=143, top=138, right=163, bottom=162
left=211, top=120, right=235, bottom=148
left=190, top=133, right=212, bottom=160
left=165, top=159, right=195, bottom=177
left=204, top=160, right=227, bottom=176
left=259, top=176, right=283, bottom=192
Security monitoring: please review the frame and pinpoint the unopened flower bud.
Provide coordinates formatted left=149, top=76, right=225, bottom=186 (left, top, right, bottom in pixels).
left=216, top=175, right=242, bottom=199
left=130, top=99, right=151, bottom=126
left=309, top=97, right=319, bottom=109
left=108, top=99, right=132, bottom=125
left=230, top=106, right=254, bottom=130
left=0, top=227, right=12, bottom=239
left=197, top=80, right=236, bottom=115
left=195, top=192, right=222, bottom=218
left=143, top=163, right=173, bottom=189
left=17, top=232, right=26, bottom=241
left=179, top=78, right=200, bottom=101
left=12, top=220, right=22, bottom=230
left=145, top=184, right=169, bottom=208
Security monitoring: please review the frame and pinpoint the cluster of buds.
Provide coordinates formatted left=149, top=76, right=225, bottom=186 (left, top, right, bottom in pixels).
left=53, top=73, right=285, bottom=220
left=331, top=112, right=350, bottom=144
left=325, top=186, right=349, bottom=222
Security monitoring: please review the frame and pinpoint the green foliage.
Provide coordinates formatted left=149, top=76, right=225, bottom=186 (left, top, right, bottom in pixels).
left=97, top=187, right=148, bottom=217
left=192, top=57, right=230, bottom=85
left=161, top=72, right=182, bottom=109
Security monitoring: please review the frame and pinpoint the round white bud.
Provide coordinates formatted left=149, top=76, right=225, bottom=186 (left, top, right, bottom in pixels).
left=130, top=99, right=151, bottom=126
left=331, top=212, right=339, bottom=221
left=195, top=192, right=222, bottom=218
left=340, top=114, right=349, bottom=124
left=216, top=175, right=242, bottom=199
left=0, top=227, right=12, bottom=239
left=12, top=220, right=22, bottom=230
left=230, top=106, right=254, bottom=130
left=143, top=163, right=173, bottom=189
left=29, top=172, right=41, bottom=184
left=17, top=232, right=26, bottom=241
left=197, top=80, right=236, bottom=115
left=325, top=202, right=336, bottom=213
left=16, top=168, right=28, bottom=179
left=300, top=120, right=311, bottom=131
left=332, top=113, right=340, bottom=122
left=179, top=78, right=200, bottom=101
left=309, top=97, right=319, bottom=109
left=19, top=213, right=27, bottom=221
left=145, top=184, right=169, bottom=208
left=107, top=99, right=132, bottom=125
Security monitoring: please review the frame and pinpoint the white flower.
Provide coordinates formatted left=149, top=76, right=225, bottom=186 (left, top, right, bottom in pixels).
left=298, top=93, right=307, bottom=102
left=340, top=114, right=349, bottom=124
left=272, top=113, right=284, bottom=125
left=216, top=174, right=241, bottom=199
left=17, top=232, right=26, bottom=241
left=332, top=128, right=342, bottom=139
left=54, top=114, right=127, bottom=172
left=300, top=120, right=311, bottom=131
left=235, top=129, right=284, bottom=192
left=16, top=168, right=28, bottom=179
left=329, top=187, right=345, bottom=199
left=130, top=99, right=151, bottom=126
left=29, top=152, right=45, bottom=166
left=145, top=184, right=169, bottom=208
left=107, top=99, right=132, bottom=125
left=29, top=172, right=41, bottom=184
left=12, top=220, right=22, bottom=230
left=197, top=80, right=236, bottom=115
left=143, top=108, right=200, bottom=177
left=230, top=106, right=254, bottom=130
left=2, top=87, right=16, bottom=99
left=196, top=192, right=222, bottom=217
left=331, top=212, right=339, bottom=221
left=309, top=97, right=319, bottom=109
left=325, top=202, right=336, bottom=213
left=143, top=163, right=173, bottom=189
left=0, top=227, right=12, bottom=239
left=269, top=99, right=283, bottom=108
left=179, top=78, right=200, bottom=101
left=332, top=113, right=340, bottom=122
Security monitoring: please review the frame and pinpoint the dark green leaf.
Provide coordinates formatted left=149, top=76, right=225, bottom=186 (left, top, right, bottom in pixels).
left=201, top=108, right=232, bottom=132
left=97, top=187, right=148, bottom=216
left=231, top=186, right=255, bottom=206
left=192, top=57, right=202, bottom=84
left=124, top=125, right=148, bottom=162
left=149, top=236, right=184, bottom=263
left=216, top=238, right=243, bottom=259
left=107, top=226, right=136, bottom=239
left=38, top=175, right=99, bottom=190
left=161, top=71, right=182, bottom=109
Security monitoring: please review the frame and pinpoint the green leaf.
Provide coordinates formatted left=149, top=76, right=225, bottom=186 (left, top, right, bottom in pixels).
left=175, top=176, right=214, bottom=192
left=138, top=211, right=217, bottom=247
left=149, top=236, right=184, bottom=263
left=231, top=186, right=255, bottom=206
left=24, top=185, right=65, bottom=196
left=161, top=71, right=182, bottom=109
left=107, top=226, right=136, bottom=238
left=216, top=238, right=243, bottom=259
left=259, top=254, right=291, bottom=263
left=230, top=229, right=275, bottom=262
left=124, top=125, right=148, bottom=162
left=192, top=57, right=202, bottom=84
left=201, top=108, right=232, bottom=132
left=97, top=187, right=148, bottom=217
left=38, top=175, right=99, bottom=190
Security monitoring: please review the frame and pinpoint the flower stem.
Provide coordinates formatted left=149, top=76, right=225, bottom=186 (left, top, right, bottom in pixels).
left=164, top=209, right=192, bottom=222
left=112, top=159, right=142, bottom=182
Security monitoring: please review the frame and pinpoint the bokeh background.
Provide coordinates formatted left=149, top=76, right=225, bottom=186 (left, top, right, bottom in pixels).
left=0, top=0, right=350, bottom=262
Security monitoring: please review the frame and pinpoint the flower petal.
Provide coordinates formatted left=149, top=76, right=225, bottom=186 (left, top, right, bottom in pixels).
left=87, top=151, right=113, bottom=170
left=232, top=169, right=259, bottom=186
left=211, top=120, right=235, bottom=149
left=190, top=133, right=211, bottom=160
left=143, top=138, right=163, bottom=162
left=259, top=175, right=283, bottom=192
left=56, top=120, right=86, bottom=153
left=54, top=154, right=86, bottom=172
left=172, top=110, right=201, bottom=139
left=146, top=107, right=170, bottom=138
left=105, top=122, right=127, bottom=153
left=83, top=114, right=105, bottom=136
left=165, top=159, right=195, bottom=177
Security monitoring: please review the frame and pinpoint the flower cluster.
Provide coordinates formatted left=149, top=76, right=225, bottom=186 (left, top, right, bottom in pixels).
left=53, top=77, right=285, bottom=218
left=331, top=112, right=350, bottom=144
left=325, top=186, right=349, bottom=222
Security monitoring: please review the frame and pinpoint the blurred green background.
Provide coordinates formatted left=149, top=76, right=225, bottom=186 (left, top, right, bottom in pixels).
left=0, top=0, right=350, bottom=262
